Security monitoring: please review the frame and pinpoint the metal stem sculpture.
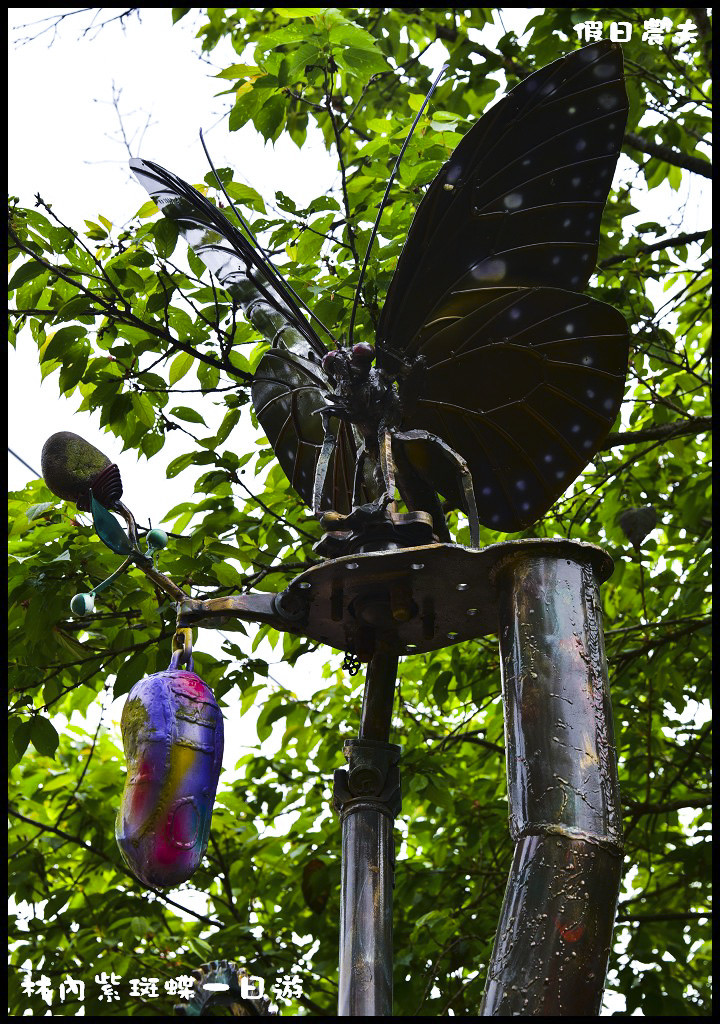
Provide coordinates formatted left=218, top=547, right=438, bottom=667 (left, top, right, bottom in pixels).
left=42, top=41, right=630, bottom=1016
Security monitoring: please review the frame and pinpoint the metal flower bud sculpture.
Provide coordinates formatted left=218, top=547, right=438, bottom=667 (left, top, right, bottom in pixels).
left=45, top=41, right=631, bottom=1016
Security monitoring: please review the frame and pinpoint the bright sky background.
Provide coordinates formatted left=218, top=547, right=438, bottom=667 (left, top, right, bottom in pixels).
left=8, top=9, right=709, bottom=1012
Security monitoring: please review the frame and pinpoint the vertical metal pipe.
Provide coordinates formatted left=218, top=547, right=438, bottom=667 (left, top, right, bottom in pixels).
left=335, top=645, right=401, bottom=1016
left=481, top=544, right=623, bottom=1016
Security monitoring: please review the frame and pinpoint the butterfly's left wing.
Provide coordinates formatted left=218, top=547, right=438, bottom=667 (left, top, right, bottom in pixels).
left=131, top=158, right=360, bottom=513
left=374, top=41, right=629, bottom=531
left=377, top=41, right=628, bottom=354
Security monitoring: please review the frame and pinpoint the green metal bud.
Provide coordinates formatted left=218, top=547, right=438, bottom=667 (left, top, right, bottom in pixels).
left=147, top=528, right=168, bottom=551
left=41, top=431, right=123, bottom=512
left=70, top=592, right=95, bottom=616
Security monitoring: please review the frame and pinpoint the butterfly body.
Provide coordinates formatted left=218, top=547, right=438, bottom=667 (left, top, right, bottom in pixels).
left=131, top=40, right=629, bottom=545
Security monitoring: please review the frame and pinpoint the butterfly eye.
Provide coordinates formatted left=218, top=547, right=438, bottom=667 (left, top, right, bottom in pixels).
left=351, top=342, right=375, bottom=367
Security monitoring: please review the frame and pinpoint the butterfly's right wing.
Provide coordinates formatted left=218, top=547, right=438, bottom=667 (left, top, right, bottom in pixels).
left=131, top=158, right=363, bottom=512
left=252, top=349, right=360, bottom=514
left=130, top=158, right=325, bottom=361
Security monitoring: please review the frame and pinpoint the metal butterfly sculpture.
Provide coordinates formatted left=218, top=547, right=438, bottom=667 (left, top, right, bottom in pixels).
left=131, top=41, right=629, bottom=548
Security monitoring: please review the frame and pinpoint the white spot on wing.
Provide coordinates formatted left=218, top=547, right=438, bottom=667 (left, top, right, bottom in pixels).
left=472, top=258, right=507, bottom=283
left=503, top=193, right=523, bottom=210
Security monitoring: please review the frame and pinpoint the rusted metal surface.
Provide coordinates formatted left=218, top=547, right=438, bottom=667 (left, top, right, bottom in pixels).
left=334, top=645, right=402, bottom=1016
left=176, top=539, right=612, bottom=661
left=480, top=546, right=623, bottom=1016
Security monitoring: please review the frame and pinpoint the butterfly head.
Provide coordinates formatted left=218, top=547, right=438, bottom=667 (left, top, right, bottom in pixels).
left=322, top=343, right=375, bottom=384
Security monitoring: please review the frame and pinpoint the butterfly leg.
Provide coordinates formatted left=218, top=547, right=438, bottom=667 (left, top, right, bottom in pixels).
left=352, top=443, right=367, bottom=507
left=312, top=411, right=337, bottom=513
left=393, top=429, right=480, bottom=548
left=377, top=427, right=396, bottom=508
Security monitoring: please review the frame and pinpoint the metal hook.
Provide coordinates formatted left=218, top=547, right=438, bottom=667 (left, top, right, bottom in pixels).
left=170, top=626, right=194, bottom=671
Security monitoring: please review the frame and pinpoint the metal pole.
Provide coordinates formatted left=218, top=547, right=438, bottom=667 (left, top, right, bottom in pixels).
left=334, top=642, right=401, bottom=1016
left=481, top=544, right=623, bottom=1016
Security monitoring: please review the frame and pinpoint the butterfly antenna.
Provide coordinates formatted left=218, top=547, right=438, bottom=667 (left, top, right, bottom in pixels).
left=198, top=129, right=335, bottom=342
left=347, top=63, right=448, bottom=348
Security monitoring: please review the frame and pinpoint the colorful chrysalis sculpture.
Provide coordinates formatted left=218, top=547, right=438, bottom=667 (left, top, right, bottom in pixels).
left=116, top=654, right=224, bottom=888
left=40, top=433, right=224, bottom=889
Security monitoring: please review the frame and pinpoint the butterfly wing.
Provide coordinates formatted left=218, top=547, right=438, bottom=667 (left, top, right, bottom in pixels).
left=378, top=41, right=628, bottom=353
left=131, top=158, right=360, bottom=512
left=374, top=41, right=629, bottom=530
left=398, top=286, right=627, bottom=531
left=130, top=158, right=325, bottom=361
left=252, top=349, right=361, bottom=513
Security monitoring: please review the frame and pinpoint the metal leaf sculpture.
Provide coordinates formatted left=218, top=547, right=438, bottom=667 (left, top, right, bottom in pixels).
left=131, top=40, right=629, bottom=544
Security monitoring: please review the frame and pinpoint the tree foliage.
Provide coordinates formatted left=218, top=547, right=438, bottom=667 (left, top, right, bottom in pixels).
left=8, top=8, right=711, bottom=1016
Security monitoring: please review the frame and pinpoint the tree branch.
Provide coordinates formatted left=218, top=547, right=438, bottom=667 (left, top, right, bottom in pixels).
left=617, top=910, right=711, bottom=923
left=600, top=230, right=710, bottom=268
left=601, top=416, right=711, bottom=449
left=8, top=806, right=223, bottom=928
left=624, top=131, right=712, bottom=178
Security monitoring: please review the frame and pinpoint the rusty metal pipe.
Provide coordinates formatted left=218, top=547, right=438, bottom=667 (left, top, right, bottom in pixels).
left=481, top=545, right=623, bottom=1016
left=335, top=645, right=401, bottom=1016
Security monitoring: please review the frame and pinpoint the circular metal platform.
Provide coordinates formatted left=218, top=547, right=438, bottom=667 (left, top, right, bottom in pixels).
left=281, top=538, right=613, bottom=658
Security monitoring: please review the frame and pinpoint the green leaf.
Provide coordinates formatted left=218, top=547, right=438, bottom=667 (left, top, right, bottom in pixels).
left=8, top=262, right=47, bottom=292
left=30, top=716, right=60, bottom=757
left=136, top=199, right=159, bottom=218
left=25, top=502, right=56, bottom=521
left=169, top=351, right=194, bottom=385
left=215, top=63, right=260, bottom=79
left=153, top=218, right=179, bottom=258
left=223, top=181, right=267, bottom=213
left=170, top=406, right=206, bottom=424
left=216, top=408, right=241, bottom=444
left=166, top=452, right=196, bottom=478
left=334, top=46, right=389, bottom=78
left=12, top=720, right=32, bottom=758
left=41, top=326, right=84, bottom=363
left=254, top=94, right=286, bottom=142
left=214, top=562, right=244, bottom=587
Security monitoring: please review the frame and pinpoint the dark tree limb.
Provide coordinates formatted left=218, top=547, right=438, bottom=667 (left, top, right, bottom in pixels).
left=600, top=229, right=710, bottom=268
left=624, top=131, right=712, bottom=178
left=617, top=910, right=711, bottom=922
left=8, top=806, right=223, bottom=928
left=601, top=416, right=711, bottom=449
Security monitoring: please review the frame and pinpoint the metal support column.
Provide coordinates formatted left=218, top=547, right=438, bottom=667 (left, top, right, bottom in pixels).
left=334, top=644, right=401, bottom=1016
left=480, top=544, right=623, bottom=1016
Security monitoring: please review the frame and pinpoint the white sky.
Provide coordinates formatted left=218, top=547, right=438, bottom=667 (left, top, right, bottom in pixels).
left=8, top=10, right=708, bottom=1010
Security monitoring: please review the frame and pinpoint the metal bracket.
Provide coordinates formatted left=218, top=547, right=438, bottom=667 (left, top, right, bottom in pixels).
left=333, top=739, right=402, bottom=821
